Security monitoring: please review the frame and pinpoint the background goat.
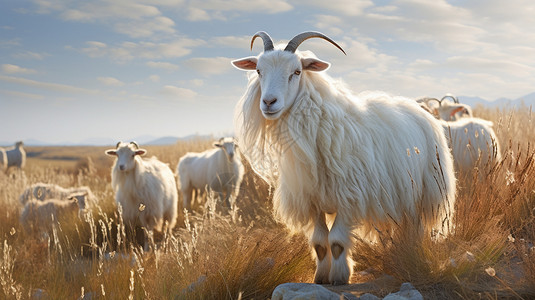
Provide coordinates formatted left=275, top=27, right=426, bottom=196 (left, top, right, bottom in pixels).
left=177, top=137, right=244, bottom=212
left=106, top=141, right=178, bottom=251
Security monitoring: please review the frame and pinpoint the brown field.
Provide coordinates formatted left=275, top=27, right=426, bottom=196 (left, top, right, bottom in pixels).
left=1, top=105, right=535, bottom=299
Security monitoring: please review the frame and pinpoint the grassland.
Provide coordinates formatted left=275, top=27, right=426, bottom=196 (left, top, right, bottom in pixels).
left=1, top=105, right=535, bottom=299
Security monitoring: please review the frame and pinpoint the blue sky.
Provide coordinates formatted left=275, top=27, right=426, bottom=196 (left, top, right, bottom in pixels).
left=1, top=0, right=535, bottom=145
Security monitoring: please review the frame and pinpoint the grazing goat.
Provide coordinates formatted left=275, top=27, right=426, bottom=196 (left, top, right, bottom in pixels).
left=1, top=141, right=26, bottom=171
left=232, top=31, right=456, bottom=285
left=418, top=96, right=501, bottom=178
left=177, top=137, right=244, bottom=211
left=443, top=118, right=501, bottom=178
left=19, top=183, right=95, bottom=206
left=0, top=148, right=6, bottom=172
left=105, top=141, right=178, bottom=251
left=417, top=96, right=472, bottom=121
left=20, top=192, right=87, bottom=234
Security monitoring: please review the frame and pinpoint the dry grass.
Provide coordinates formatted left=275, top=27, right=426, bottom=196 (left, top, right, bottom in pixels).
left=1, top=105, right=534, bottom=299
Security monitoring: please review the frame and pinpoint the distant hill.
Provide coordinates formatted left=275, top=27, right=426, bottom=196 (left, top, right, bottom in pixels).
left=145, top=136, right=179, bottom=145
left=459, top=91, right=535, bottom=108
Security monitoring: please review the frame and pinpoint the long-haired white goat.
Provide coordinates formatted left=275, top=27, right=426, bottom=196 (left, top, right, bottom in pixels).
left=19, top=183, right=95, bottom=206
left=417, top=96, right=472, bottom=121
left=232, top=31, right=456, bottom=285
left=1, top=141, right=26, bottom=171
left=177, top=137, right=244, bottom=211
left=20, top=192, right=87, bottom=234
left=106, top=141, right=178, bottom=251
left=419, top=96, right=501, bottom=178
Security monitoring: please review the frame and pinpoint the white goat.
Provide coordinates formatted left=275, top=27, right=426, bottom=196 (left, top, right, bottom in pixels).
left=417, top=96, right=472, bottom=121
left=19, top=183, right=95, bottom=206
left=418, top=96, right=501, bottom=177
left=443, top=118, right=501, bottom=178
left=0, top=148, right=6, bottom=172
left=177, top=137, right=244, bottom=211
left=2, top=141, right=26, bottom=171
left=20, top=192, right=87, bottom=234
left=105, top=141, right=178, bottom=251
left=232, top=31, right=456, bottom=285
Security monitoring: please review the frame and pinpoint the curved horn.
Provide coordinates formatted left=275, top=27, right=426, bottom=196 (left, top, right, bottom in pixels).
left=251, top=31, right=274, bottom=52
left=115, top=141, right=122, bottom=149
left=130, top=141, right=139, bottom=149
left=441, top=94, right=459, bottom=104
left=284, top=31, right=346, bottom=55
left=416, top=97, right=441, bottom=106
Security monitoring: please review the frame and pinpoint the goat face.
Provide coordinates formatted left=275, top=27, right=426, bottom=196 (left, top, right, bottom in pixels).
left=214, top=137, right=237, bottom=162
left=105, top=142, right=146, bottom=172
left=233, top=50, right=330, bottom=120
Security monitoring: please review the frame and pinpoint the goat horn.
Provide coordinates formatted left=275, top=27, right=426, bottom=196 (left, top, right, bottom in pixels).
left=130, top=141, right=139, bottom=149
left=116, top=141, right=122, bottom=149
left=441, top=94, right=459, bottom=104
left=284, top=31, right=346, bottom=55
left=251, top=31, right=274, bottom=52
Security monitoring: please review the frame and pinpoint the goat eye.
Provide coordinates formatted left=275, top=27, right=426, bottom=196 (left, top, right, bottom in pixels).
left=256, top=69, right=261, bottom=77
left=294, top=70, right=301, bottom=76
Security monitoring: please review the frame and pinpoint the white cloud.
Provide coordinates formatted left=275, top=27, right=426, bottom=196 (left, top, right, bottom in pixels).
left=297, top=0, right=373, bottom=16
left=34, top=0, right=175, bottom=38
left=1, top=64, right=37, bottom=74
left=184, top=57, right=233, bottom=75
left=0, top=89, right=44, bottom=100
left=148, top=75, right=160, bottom=82
left=186, top=7, right=212, bottom=21
left=98, top=77, right=125, bottom=87
left=0, top=75, right=97, bottom=94
left=77, top=39, right=205, bottom=61
left=114, top=16, right=175, bottom=38
left=60, top=2, right=160, bottom=21
left=146, top=61, right=179, bottom=71
left=161, top=85, right=197, bottom=99
left=186, top=0, right=292, bottom=21
left=13, top=51, right=48, bottom=60
left=211, top=36, right=251, bottom=49
left=445, top=56, right=535, bottom=78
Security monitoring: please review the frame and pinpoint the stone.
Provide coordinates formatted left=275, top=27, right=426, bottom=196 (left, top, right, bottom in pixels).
left=359, top=293, right=381, bottom=300
left=272, top=283, right=341, bottom=300
left=382, top=283, right=423, bottom=300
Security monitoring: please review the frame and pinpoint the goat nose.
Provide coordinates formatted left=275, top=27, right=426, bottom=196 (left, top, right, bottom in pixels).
left=119, top=165, right=125, bottom=171
left=263, top=98, right=277, bottom=106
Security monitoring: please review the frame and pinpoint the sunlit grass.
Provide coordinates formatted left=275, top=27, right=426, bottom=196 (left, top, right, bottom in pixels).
left=0, top=107, right=534, bottom=299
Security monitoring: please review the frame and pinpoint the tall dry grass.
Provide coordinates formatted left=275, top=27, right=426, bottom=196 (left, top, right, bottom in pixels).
left=0, top=106, right=534, bottom=299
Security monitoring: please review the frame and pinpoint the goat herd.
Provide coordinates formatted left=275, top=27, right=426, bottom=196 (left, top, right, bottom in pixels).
left=2, top=31, right=502, bottom=285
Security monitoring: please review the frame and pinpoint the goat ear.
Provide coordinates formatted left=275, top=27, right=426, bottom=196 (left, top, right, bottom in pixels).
left=232, top=57, right=258, bottom=71
left=135, top=149, right=146, bottom=156
left=213, top=143, right=222, bottom=148
left=301, top=57, right=330, bottom=72
left=105, top=150, right=117, bottom=156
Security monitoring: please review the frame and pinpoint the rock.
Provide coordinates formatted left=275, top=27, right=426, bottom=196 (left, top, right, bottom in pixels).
left=31, top=289, right=50, bottom=300
left=272, top=283, right=341, bottom=300
left=359, top=293, right=381, bottom=300
left=382, top=283, right=423, bottom=300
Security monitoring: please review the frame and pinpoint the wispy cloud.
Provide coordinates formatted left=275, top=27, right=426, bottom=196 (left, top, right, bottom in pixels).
left=0, top=75, right=97, bottom=94
left=146, top=61, right=179, bottom=71
left=1, top=64, right=37, bottom=74
left=12, top=50, right=48, bottom=60
left=97, top=76, right=125, bottom=87
left=77, top=39, right=205, bottom=61
left=186, top=0, right=293, bottom=21
left=161, top=85, right=197, bottom=99
left=184, top=57, right=233, bottom=75
left=0, top=89, right=44, bottom=100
